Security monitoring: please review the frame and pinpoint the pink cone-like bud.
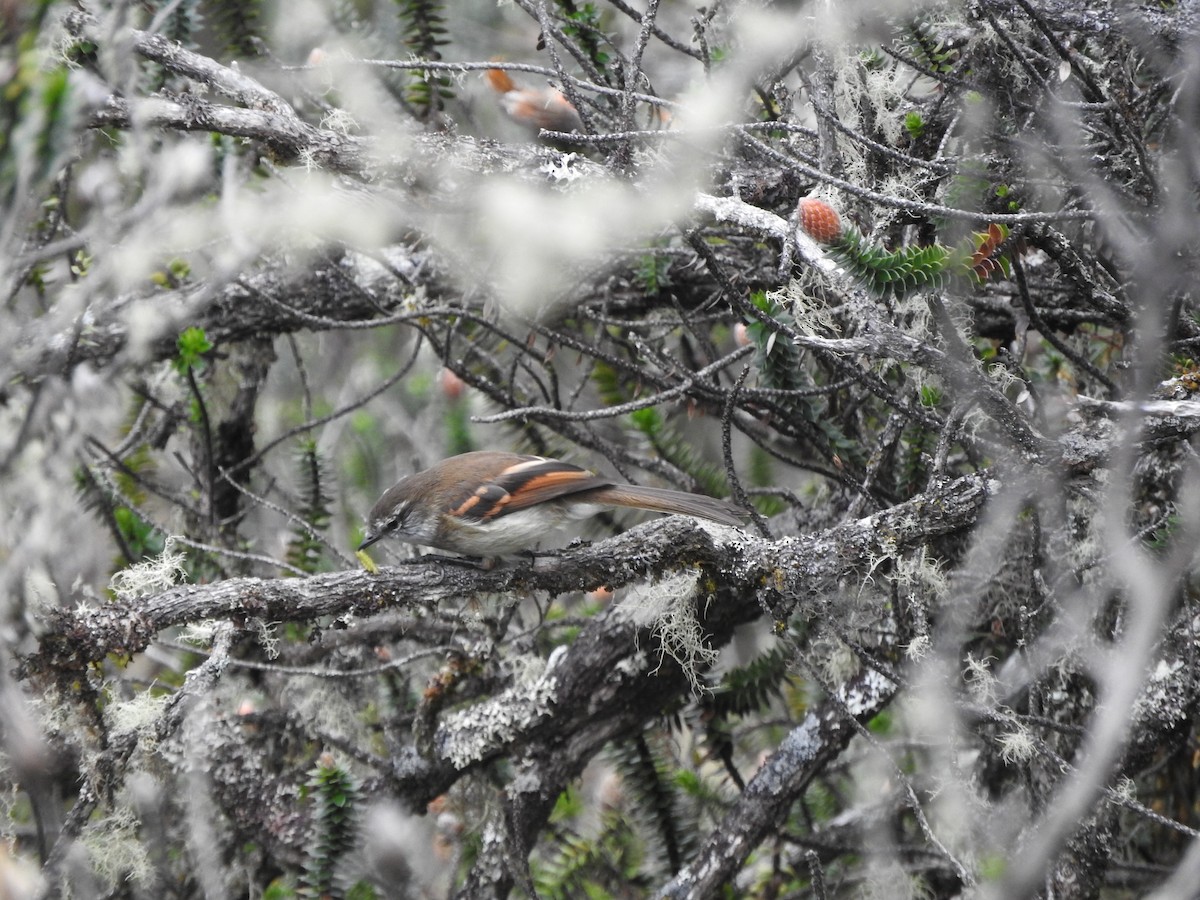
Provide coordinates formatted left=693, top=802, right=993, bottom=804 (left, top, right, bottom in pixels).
left=797, top=197, right=843, bottom=244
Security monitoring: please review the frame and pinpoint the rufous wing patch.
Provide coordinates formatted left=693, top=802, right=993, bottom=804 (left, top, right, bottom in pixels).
left=481, top=459, right=611, bottom=517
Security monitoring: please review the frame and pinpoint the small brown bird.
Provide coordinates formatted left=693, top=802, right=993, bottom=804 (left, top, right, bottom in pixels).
left=486, top=68, right=584, bottom=135
left=359, top=451, right=745, bottom=558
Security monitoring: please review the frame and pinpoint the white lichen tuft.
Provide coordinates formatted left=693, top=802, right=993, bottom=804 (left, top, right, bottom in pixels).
left=827, top=47, right=908, bottom=186
left=905, top=633, right=932, bottom=661
left=320, top=108, right=358, bottom=135
left=109, top=536, right=187, bottom=600
left=814, top=634, right=860, bottom=684
left=773, top=278, right=843, bottom=339
left=996, top=722, right=1035, bottom=764
left=618, top=573, right=716, bottom=695
left=0, top=750, right=14, bottom=809
left=861, top=862, right=934, bottom=900
left=252, top=619, right=280, bottom=660
left=963, top=654, right=997, bottom=705
left=614, top=649, right=649, bottom=679
left=1111, top=775, right=1136, bottom=802
left=179, top=621, right=217, bottom=647
left=298, top=146, right=319, bottom=173
left=893, top=545, right=949, bottom=597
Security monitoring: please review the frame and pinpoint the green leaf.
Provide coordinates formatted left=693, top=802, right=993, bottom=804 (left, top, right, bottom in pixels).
left=174, top=327, right=213, bottom=374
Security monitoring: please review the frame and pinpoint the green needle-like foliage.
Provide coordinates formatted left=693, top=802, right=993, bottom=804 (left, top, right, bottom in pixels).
left=831, top=228, right=952, bottom=296
left=608, top=735, right=697, bottom=873
left=2, top=5, right=77, bottom=217
left=745, top=291, right=809, bottom=394
left=553, top=0, right=613, bottom=79
left=595, top=359, right=730, bottom=499
left=285, top=439, right=333, bottom=575
left=395, top=0, right=454, bottom=120
left=158, top=0, right=204, bottom=49
left=535, top=810, right=648, bottom=898
left=902, top=17, right=961, bottom=76
left=628, top=407, right=730, bottom=500
left=744, top=291, right=867, bottom=468
left=208, top=0, right=263, bottom=59
left=300, top=761, right=363, bottom=900
left=702, top=644, right=791, bottom=719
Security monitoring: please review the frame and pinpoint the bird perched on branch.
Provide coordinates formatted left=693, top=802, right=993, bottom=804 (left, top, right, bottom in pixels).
left=359, top=451, right=745, bottom=561
left=486, top=68, right=584, bottom=136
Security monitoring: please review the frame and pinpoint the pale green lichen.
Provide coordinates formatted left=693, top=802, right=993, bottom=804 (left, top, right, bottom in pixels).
left=108, top=536, right=187, bottom=600
left=82, top=807, right=154, bottom=890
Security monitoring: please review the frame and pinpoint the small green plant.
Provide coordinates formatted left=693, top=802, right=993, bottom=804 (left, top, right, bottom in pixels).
left=1, top=9, right=77, bottom=213
left=208, top=0, right=263, bottom=59
left=628, top=406, right=729, bottom=499
left=796, top=198, right=1015, bottom=296
left=555, top=0, right=612, bottom=74
left=159, top=2, right=204, bottom=50
left=395, top=0, right=454, bottom=120
left=71, top=249, right=92, bottom=278
left=702, top=644, right=791, bottom=718
left=635, top=251, right=673, bottom=296
left=903, top=19, right=960, bottom=75
left=174, top=326, right=213, bottom=376
left=743, top=290, right=865, bottom=468
left=76, top=434, right=165, bottom=569
left=285, top=439, right=333, bottom=575
left=897, top=419, right=937, bottom=498
left=300, top=758, right=364, bottom=900
left=592, top=359, right=729, bottom=498
left=744, top=291, right=809, bottom=394
left=534, top=810, right=647, bottom=898
left=747, top=447, right=787, bottom=516
left=151, top=258, right=192, bottom=288
left=607, top=735, right=695, bottom=873
left=904, top=110, right=925, bottom=140
left=832, top=227, right=952, bottom=295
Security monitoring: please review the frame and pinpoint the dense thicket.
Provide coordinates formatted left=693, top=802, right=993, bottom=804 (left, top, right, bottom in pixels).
left=4, top=1, right=1200, bottom=897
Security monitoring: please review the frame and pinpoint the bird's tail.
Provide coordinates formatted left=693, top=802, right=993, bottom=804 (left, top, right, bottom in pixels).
left=591, top=484, right=747, bottom=526
left=486, top=68, right=516, bottom=94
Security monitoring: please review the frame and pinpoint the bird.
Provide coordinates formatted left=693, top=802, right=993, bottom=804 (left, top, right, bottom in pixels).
left=486, top=68, right=584, bottom=135
left=358, top=450, right=745, bottom=559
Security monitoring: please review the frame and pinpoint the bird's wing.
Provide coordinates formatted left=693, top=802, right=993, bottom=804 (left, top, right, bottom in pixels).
left=446, top=456, right=610, bottom=522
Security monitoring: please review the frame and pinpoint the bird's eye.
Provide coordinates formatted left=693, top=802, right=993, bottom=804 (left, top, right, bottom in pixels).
left=386, top=504, right=410, bottom=532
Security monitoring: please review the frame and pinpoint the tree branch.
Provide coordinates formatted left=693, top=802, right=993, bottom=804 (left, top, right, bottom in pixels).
left=26, top=472, right=995, bottom=680
left=659, top=667, right=897, bottom=898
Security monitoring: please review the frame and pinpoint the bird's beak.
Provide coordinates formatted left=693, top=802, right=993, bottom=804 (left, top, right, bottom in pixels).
left=357, top=531, right=381, bottom=551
